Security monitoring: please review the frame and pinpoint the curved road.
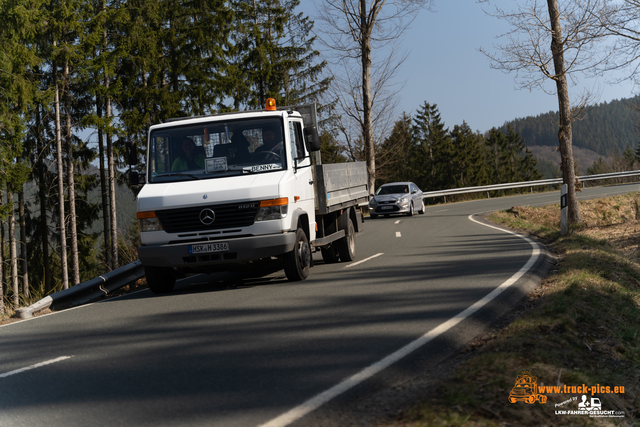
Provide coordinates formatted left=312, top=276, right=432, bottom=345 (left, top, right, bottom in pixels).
left=0, top=183, right=636, bottom=427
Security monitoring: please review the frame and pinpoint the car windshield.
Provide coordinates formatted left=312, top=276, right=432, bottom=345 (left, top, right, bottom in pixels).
left=148, top=117, right=286, bottom=183
left=377, top=185, right=409, bottom=195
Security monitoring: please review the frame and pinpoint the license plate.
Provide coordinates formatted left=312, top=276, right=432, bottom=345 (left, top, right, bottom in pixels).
left=189, top=242, right=229, bottom=254
left=381, top=206, right=394, bottom=210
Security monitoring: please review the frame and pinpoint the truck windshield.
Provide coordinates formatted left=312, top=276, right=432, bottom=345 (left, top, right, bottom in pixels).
left=148, top=117, right=286, bottom=183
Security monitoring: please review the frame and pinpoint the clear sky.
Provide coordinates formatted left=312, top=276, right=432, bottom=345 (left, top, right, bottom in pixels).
left=305, top=1, right=637, bottom=134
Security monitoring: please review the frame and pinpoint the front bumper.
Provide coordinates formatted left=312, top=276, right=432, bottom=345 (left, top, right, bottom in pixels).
left=369, top=203, right=411, bottom=214
left=138, top=232, right=297, bottom=269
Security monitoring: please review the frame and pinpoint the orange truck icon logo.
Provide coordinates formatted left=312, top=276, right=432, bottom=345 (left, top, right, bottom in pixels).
left=509, top=371, right=548, bottom=404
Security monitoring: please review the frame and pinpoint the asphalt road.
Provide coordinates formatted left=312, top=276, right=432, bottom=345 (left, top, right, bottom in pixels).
left=0, top=183, right=637, bottom=427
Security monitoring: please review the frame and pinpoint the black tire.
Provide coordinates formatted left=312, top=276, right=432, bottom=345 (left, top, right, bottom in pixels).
left=321, top=245, right=340, bottom=263
left=284, top=228, right=311, bottom=281
left=418, top=199, right=425, bottom=214
left=336, top=218, right=356, bottom=262
left=145, top=266, right=176, bottom=294
left=370, top=214, right=378, bottom=219
left=406, top=202, right=414, bottom=216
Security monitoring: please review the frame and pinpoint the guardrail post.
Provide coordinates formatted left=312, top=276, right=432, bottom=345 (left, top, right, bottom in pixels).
left=560, top=184, right=568, bottom=235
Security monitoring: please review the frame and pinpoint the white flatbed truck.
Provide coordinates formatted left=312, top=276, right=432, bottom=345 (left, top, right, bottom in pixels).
left=130, top=101, right=369, bottom=293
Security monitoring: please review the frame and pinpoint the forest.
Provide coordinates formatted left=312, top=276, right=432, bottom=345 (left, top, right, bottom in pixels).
left=503, top=96, right=640, bottom=157
left=0, top=0, right=330, bottom=314
left=1, top=0, right=637, bottom=316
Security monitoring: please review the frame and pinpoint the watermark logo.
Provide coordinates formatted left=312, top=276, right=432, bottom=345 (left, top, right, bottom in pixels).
left=555, top=394, right=625, bottom=418
left=508, top=371, right=548, bottom=404
left=507, top=370, right=626, bottom=419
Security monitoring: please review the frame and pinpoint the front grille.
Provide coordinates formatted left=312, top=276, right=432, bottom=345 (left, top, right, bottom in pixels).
left=375, top=206, right=399, bottom=213
left=156, top=202, right=259, bottom=233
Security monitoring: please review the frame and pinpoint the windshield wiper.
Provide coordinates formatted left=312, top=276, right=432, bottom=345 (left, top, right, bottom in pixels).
left=227, top=166, right=259, bottom=174
left=158, top=172, right=202, bottom=180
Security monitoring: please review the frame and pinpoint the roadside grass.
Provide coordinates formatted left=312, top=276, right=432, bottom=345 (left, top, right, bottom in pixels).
left=392, top=191, right=640, bottom=426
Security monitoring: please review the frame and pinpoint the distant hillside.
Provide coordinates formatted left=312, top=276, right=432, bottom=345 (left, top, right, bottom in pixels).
left=500, top=95, right=640, bottom=177
left=503, top=96, right=640, bottom=157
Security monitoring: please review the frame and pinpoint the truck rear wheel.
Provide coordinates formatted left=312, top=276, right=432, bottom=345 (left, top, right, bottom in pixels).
left=145, top=266, right=176, bottom=294
left=321, top=245, right=340, bottom=263
left=336, top=218, right=356, bottom=262
left=284, top=228, right=311, bottom=281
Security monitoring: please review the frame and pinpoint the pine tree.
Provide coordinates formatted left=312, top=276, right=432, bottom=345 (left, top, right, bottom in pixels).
left=377, top=113, right=414, bottom=184
left=412, top=102, right=452, bottom=191
left=228, top=0, right=329, bottom=110
left=450, top=122, right=486, bottom=189
left=0, top=0, right=44, bottom=305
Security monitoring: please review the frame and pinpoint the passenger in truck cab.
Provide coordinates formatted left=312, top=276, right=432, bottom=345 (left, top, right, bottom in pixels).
left=229, top=132, right=251, bottom=164
left=172, top=137, right=205, bottom=171
left=254, top=124, right=284, bottom=162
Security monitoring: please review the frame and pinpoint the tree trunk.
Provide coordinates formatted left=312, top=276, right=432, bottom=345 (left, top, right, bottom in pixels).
left=53, top=41, right=69, bottom=290
left=103, top=7, right=118, bottom=269
left=8, top=189, right=18, bottom=308
left=547, top=0, right=581, bottom=225
left=97, top=94, right=111, bottom=269
left=0, top=191, right=4, bottom=292
left=0, top=192, right=3, bottom=315
left=65, top=59, right=80, bottom=286
left=360, top=0, right=375, bottom=194
left=19, top=189, right=28, bottom=298
left=107, top=128, right=118, bottom=268
left=36, top=104, right=51, bottom=293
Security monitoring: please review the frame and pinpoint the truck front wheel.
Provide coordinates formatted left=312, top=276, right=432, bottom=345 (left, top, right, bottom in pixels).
left=284, top=228, right=311, bottom=281
left=145, top=266, right=176, bottom=294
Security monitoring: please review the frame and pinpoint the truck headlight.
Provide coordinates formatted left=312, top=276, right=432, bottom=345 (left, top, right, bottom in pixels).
left=137, top=212, right=163, bottom=232
left=256, top=198, right=289, bottom=221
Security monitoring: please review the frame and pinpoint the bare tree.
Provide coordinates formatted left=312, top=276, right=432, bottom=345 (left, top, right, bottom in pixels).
left=53, top=40, right=69, bottom=290
left=18, top=189, right=28, bottom=298
left=8, top=188, right=17, bottom=307
left=318, top=0, right=433, bottom=192
left=479, top=0, right=611, bottom=225
left=64, top=59, right=80, bottom=286
left=589, top=1, right=640, bottom=85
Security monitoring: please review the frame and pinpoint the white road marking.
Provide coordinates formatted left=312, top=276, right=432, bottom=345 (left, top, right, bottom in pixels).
left=344, top=253, right=384, bottom=269
left=0, top=356, right=73, bottom=379
left=394, top=220, right=401, bottom=224
left=395, top=231, right=401, bottom=237
left=259, top=214, right=540, bottom=427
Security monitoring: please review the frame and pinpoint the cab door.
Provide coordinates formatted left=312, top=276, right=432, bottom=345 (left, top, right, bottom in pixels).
left=289, top=119, right=316, bottom=241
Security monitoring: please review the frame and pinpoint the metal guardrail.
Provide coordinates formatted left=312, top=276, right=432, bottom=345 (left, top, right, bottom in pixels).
left=16, top=260, right=145, bottom=319
left=420, top=170, right=640, bottom=200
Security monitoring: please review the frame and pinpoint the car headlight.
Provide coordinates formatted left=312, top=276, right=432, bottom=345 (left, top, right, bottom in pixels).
left=137, top=212, right=164, bottom=232
left=369, top=198, right=377, bottom=206
left=398, top=196, right=411, bottom=205
left=256, top=197, right=289, bottom=221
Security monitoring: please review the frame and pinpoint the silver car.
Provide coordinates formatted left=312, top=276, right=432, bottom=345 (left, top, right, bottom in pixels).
left=369, top=182, right=425, bottom=218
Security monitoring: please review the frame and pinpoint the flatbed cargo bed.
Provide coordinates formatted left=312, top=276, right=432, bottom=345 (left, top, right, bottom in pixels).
left=313, top=163, right=369, bottom=214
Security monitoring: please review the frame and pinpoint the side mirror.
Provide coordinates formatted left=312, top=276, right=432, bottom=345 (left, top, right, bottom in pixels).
left=126, top=141, right=138, bottom=166
left=129, top=171, right=145, bottom=186
left=303, top=126, right=321, bottom=152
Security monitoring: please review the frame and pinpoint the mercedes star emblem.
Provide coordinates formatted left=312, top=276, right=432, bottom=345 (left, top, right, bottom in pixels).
left=199, top=208, right=215, bottom=225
